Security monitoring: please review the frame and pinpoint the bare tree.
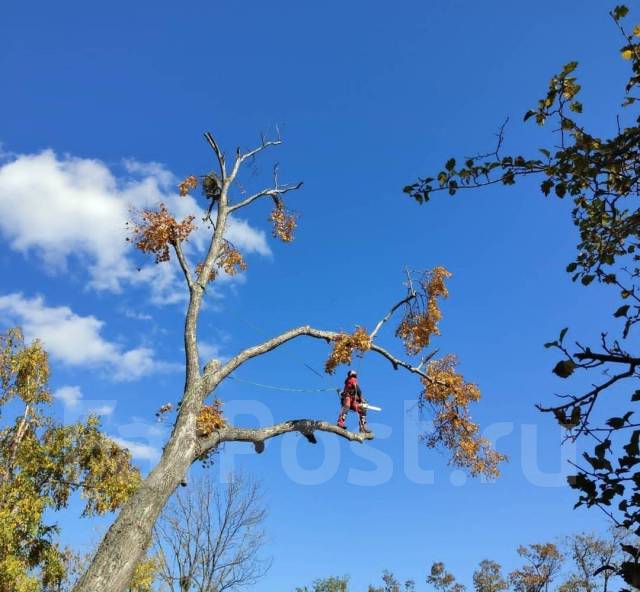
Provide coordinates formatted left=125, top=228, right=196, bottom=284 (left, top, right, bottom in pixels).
left=72, top=132, right=502, bottom=592
left=153, top=473, right=269, bottom=592
left=558, top=530, right=630, bottom=592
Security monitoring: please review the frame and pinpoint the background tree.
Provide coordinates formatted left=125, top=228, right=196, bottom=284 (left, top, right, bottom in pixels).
left=472, top=560, right=508, bottom=592
left=0, top=327, right=141, bottom=592
left=303, top=530, right=633, bottom=592
left=295, top=576, right=350, bottom=592
left=152, top=473, right=269, bottom=592
left=73, top=131, right=504, bottom=592
left=508, top=543, right=563, bottom=592
left=370, top=570, right=400, bottom=592
left=426, top=562, right=465, bottom=592
left=404, top=4, right=640, bottom=589
left=558, top=531, right=625, bottom=592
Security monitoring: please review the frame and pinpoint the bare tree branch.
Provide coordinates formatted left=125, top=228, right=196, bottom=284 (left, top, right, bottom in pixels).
left=172, top=240, right=194, bottom=290
left=229, top=135, right=282, bottom=182
left=538, top=363, right=637, bottom=414
left=369, top=292, right=417, bottom=341
left=198, top=419, right=373, bottom=458
left=369, top=342, right=429, bottom=381
left=229, top=181, right=303, bottom=213
left=204, top=131, right=227, bottom=181
left=202, top=324, right=435, bottom=397
left=575, top=350, right=640, bottom=365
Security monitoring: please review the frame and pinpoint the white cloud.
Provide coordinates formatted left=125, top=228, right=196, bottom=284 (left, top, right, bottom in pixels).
left=225, top=218, right=271, bottom=257
left=110, top=436, right=161, bottom=462
left=90, top=404, right=115, bottom=416
left=198, top=340, right=224, bottom=362
left=0, top=150, right=271, bottom=301
left=0, top=292, right=170, bottom=381
left=54, top=385, right=82, bottom=408
left=53, top=384, right=115, bottom=418
left=122, top=308, right=152, bottom=321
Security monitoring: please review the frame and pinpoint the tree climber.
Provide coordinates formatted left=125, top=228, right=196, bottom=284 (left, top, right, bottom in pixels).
left=337, top=370, right=371, bottom=433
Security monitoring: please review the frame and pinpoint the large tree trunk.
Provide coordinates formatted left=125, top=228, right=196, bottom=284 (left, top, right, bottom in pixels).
left=73, top=394, right=204, bottom=592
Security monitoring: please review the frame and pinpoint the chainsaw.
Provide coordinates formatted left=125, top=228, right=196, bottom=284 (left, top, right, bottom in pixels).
left=336, top=388, right=382, bottom=411
left=359, top=402, right=382, bottom=412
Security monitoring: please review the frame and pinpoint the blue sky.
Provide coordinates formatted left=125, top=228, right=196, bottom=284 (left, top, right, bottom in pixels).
left=0, top=0, right=634, bottom=590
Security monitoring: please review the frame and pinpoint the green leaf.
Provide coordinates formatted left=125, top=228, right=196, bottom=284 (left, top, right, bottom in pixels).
left=581, top=275, right=595, bottom=286
left=541, top=179, right=554, bottom=196
left=524, top=110, right=536, bottom=122
left=566, top=262, right=578, bottom=273
left=559, top=327, right=568, bottom=343
left=595, top=439, right=611, bottom=459
left=502, top=170, right=515, bottom=185
left=555, top=183, right=567, bottom=198
left=553, top=359, right=576, bottom=378
left=631, top=390, right=640, bottom=402
left=568, top=473, right=596, bottom=497
left=613, top=5, right=629, bottom=21
left=445, top=158, right=456, bottom=172
left=562, top=61, right=579, bottom=74
left=624, top=430, right=640, bottom=456
left=583, top=453, right=612, bottom=472
left=606, top=416, right=626, bottom=429
left=615, top=305, right=630, bottom=318
left=569, top=406, right=581, bottom=427
left=553, top=408, right=567, bottom=426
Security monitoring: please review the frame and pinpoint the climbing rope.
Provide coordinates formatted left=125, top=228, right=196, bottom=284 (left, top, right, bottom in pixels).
left=230, top=311, right=327, bottom=379
left=228, top=374, right=338, bottom=393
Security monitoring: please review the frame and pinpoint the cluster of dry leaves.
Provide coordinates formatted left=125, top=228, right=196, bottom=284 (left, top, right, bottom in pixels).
left=396, top=266, right=451, bottom=355
left=324, top=326, right=372, bottom=375
left=421, top=355, right=506, bottom=477
left=269, top=200, right=297, bottom=242
left=127, top=204, right=196, bottom=264
left=196, top=400, right=227, bottom=436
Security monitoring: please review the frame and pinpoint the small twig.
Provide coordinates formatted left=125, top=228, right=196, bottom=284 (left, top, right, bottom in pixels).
left=173, top=240, right=194, bottom=290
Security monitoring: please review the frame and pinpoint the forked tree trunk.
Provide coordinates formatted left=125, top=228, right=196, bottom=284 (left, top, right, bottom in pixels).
left=70, top=133, right=426, bottom=592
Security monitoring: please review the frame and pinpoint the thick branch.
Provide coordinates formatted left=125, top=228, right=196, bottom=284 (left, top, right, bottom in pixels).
left=203, top=326, right=334, bottom=392
left=228, top=182, right=303, bottom=213
left=198, top=419, right=373, bottom=457
left=204, top=132, right=226, bottom=181
left=202, top=324, right=436, bottom=397
left=574, top=350, right=640, bottom=365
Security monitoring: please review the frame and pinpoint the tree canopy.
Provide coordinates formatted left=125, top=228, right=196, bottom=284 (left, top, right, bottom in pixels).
left=0, top=328, right=141, bottom=591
